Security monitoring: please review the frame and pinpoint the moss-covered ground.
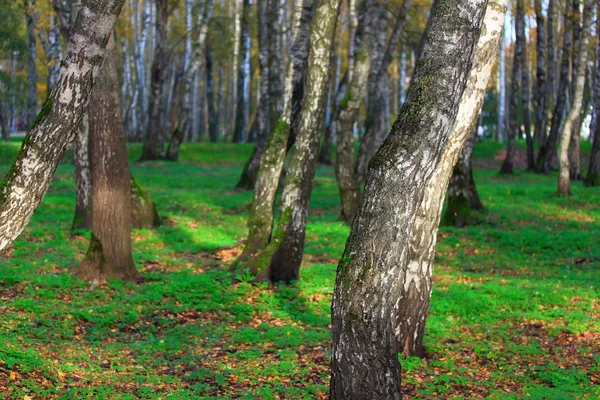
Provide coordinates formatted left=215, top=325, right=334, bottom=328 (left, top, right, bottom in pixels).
left=0, top=140, right=598, bottom=399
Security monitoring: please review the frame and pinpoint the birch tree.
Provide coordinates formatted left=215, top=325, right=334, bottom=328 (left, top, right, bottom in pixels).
left=557, top=0, right=593, bottom=196
left=230, top=0, right=315, bottom=279
left=533, top=0, right=549, bottom=146
left=0, top=0, right=126, bottom=254
left=329, top=0, right=488, bottom=395
left=536, top=2, right=572, bottom=173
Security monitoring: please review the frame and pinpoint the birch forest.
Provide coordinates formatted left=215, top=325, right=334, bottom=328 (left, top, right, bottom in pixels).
left=0, top=0, right=599, bottom=398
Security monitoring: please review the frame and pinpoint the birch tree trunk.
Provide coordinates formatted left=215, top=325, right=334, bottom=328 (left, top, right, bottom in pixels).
left=536, top=4, right=572, bottom=174
left=547, top=0, right=557, bottom=105
left=568, top=0, right=583, bottom=181
left=140, top=0, right=168, bottom=160
left=393, top=0, right=504, bottom=360
left=232, top=0, right=250, bottom=144
left=0, top=0, right=125, bottom=254
left=500, top=0, right=524, bottom=175
left=25, top=0, right=37, bottom=129
left=557, top=0, right=593, bottom=196
left=533, top=0, right=549, bottom=147
left=518, top=0, right=534, bottom=171
left=229, top=0, right=314, bottom=279
left=166, top=0, right=215, bottom=160
left=584, top=14, right=600, bottom=187
left=258, top=0, right=340, bottom=283
left=206, top=41, right=219, bottom=144
left=334, top=0, right=379, bottom=223
left=356, top=0, right=412, bottom=184
left=72, top=113, right=91, bottom=231
left=235, top=0, right=271, bottom=189
left=497, top=24, right=506, bottom=142
left=73, top=36, right=139, bottom=283
left=330, top=0, right=487, bottom=396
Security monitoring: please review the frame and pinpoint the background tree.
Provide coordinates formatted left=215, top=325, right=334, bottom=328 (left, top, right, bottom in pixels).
left=73, top=36, right=139, bottom=282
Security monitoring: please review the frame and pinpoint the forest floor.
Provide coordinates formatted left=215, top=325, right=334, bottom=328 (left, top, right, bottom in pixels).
left=0, top=140, right=599, bottom=399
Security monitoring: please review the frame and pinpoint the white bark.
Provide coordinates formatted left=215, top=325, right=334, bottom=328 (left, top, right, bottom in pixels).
left=0, top=0, right=126, bottom=253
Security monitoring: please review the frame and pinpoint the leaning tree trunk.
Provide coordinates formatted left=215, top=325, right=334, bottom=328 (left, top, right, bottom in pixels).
left=584, top=15, right=600, bottom=187
left=557, top=0, right=593, bottom=196
left=256, top=0, right=340, bottom=283
left=0, top=0, right=125, bottom=254
left=329, top=0, right=487, bottom=396
left=229, top=0, right=314, bottom=278
left=394, top=0, right=504, bottom=361
left=536, top=4, right=571, bottom=174
left=500, top=0, right=525, bottom=175
left=74, top=35, right=139, bottom=282
left=533, top=0, right=549, bottom=147
left=140, top=0, right=168, bottom=161
left=25, top=0, right=37, bottom=129
left=334, top=0, right=379, bottom=224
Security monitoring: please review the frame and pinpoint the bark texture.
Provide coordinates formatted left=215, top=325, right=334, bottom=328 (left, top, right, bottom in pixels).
left=74, top=36, right=138, bottom=283
left=0, top=0, right=125, bottom=254
left=230, top=0, right=314, bottom=279
left=72, top=113, right=91, bottom=231
left=396, top=0, right=504, bottom=360
left=330, top=0, right=488, bottom=396
left=557, top=0, right=593, bottom=196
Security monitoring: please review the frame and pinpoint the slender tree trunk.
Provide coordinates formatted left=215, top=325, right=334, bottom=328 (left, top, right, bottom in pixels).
left=557, top=0, right=593, bottom=196
left=258, top=0, right=340, bottom=283
left=318, top=49, right=341, bottom=165
left=38, top=13, right=63, bottom=93
left=536, top=3, right=572, bottom=174
left=356, top=0, right=412, bottom=183
left=568, top=0, right=583, bottom=180
left=167, top=0, right=215, bottom=160
left=0, top=103, right=9, bottom=140
left=206, top=41, right=218, bottom=144
left=394, top=0, right=504, bottom=360
left=214, top=66, right=224, bottom=143
left=334, top=0, right=379, bottom=223
left=518, top=0, right=534, bottom=171
left=74, top=35, right=139, bottom=283
left=235, top=0, right=282, bottom=189
left=0, top=0, right=125, bottom=254
left=229, top=0, right=314, bottom=278
left=584, top=14, right=600, bottom=187
left=140, top=0, right=168, bottom=160
left=497, top=24, right=506, bottom=142
left=232, top=0, right=250, bottom=144
left=330, top=0, right=487, bottom=396
left=500, top=0, right=525, bottom=175
left=533, top=0, right=549, bottom=147
left=25, top=0, right=37, bottom=129
left=547, top=0, right=557, bottom=105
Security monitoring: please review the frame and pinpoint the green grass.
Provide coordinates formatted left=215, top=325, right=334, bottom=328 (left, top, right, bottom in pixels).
left=0, top=141, right=599, bottom=399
